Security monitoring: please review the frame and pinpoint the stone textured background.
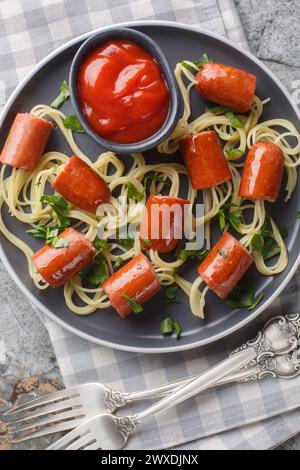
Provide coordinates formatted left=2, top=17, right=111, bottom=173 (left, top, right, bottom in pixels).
left=0, top=0, right=299, bottom=451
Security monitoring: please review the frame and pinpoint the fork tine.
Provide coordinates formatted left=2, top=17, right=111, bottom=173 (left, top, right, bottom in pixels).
left=7, top=397, right=82, bottom=425
left=84, top=442, right=99, bottom=450
left=65, top=432, right=94, bottom=451
left=4, top=386, right=81, bottom=416
left=8, top=399, right=82, bottom=426
left=47, top=422, right=90, bottom=450
left=9, top=409, right=84, bottom=435
left=12, top=418, right=84, bottom=443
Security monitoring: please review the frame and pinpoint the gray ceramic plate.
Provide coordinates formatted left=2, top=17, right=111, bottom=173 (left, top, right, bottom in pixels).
left=1, top=21, right=300, bottom=353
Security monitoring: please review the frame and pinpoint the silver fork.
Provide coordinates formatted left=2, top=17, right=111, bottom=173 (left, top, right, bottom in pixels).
left=7, top=314, right=300, bottom=443
left=48, top=322, right=300, bottom=451
left=7, top=365, right=258, bottom=443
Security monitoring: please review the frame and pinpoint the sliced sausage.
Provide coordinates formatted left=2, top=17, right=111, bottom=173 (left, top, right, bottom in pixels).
left=239, top=141, right=284, bottom=202
left=198, top=232, right=253, bottom=299
left=52, top=156, right=110, bottom=212
left=180, top=131, right=232, bottom=189
left=32, top=227, right=96, bottom=288
left=0, top=113, right=53, bottom=171
left=196, top=62, right=256, bottom=113
left=140, top=195, right=190, bottom=254
left=102, top=253, right=161, bottom=318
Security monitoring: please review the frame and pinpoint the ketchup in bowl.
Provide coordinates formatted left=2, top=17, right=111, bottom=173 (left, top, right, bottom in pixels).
left=77, top=40, right=170, bottom=144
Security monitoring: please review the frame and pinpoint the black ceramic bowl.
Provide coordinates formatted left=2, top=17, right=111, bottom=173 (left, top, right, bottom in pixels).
left=69, top=27, right=182, bottom=154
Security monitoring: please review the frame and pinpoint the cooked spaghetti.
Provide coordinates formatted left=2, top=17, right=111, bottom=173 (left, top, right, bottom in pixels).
left=0, top=58, right=299, bottom=320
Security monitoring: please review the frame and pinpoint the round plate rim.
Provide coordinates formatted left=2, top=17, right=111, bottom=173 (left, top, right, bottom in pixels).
left=1, top=19, right=299, bottom=353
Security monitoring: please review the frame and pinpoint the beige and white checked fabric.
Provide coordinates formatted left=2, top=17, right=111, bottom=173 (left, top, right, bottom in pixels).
left=1, top=0, right=300, bottom=450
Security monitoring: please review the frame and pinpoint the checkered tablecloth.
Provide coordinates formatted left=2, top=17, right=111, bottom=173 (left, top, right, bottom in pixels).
left=1, top=0, right=300, bottom=450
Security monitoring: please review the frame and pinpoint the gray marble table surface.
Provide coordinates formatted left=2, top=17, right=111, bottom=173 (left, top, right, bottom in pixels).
left=0, top=0, right=299, bottom=451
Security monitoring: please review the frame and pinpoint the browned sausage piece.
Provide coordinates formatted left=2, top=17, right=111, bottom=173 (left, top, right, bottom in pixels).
left=52, top=156, right=111, bottom=212
left=196, top=62, right=256, bottom=113
left=198, top=232, right=253, bottom=299
left=239, top=142, right=284, bottom=202
left=180, top=131, right=232, bottom=189
left=32, top=227, right=95, bottom=288
left=0, top=113, right=53, bottom=171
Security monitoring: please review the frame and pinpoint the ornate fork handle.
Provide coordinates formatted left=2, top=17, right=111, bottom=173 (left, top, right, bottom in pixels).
left=131, top=315, right=300, bottom=424
left=107, top=315, right=300, bottom=411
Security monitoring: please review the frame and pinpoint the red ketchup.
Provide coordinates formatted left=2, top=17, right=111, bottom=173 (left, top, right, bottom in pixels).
left=78, top=40, right=169, bottom=144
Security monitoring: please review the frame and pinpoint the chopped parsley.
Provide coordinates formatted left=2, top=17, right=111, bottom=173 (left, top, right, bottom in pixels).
left=116, top=229, right=135, bottom=250
left=251, top=221, right=289, bottom=261
left=95, top=239, right=111, bottom=251
left=225, top=110, right=244, bottom=129
left=51, top=80, right=70, bottom=109
left=114, top=257, right=124, bottom=269
left=63, top=115, right=84, bottom=133
left=80, top=252, right=108, bottom=285
left=40, top=194, right=70, bottom=228
left=51, top=237, right=69, bottom=248
left=218, top=248, right=227, bottom=258
left=225, top=147, right=244, bottom=158
left=182, top=53, right=213, bottom=70
left=126, top=182, right=144, bottom=202
left=177, top=247, right=209, bottom=262
left=143, top=173, right=169, bottom=188
left=218, top=203, right=242, bottom=231
left=164, top=284, right=180, bottom=304
left=122, top=294, right=144, bottom=314
left=160, top=318, right=182, bottom=340
left=205, top=106, right=244, bottom=128
left=227, top=283, right=264, bottom=310
left=26, top=221, right=68, bottom=248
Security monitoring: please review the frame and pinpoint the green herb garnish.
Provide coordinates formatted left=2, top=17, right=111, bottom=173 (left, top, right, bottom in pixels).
left=227, top=283, right=264, bottom=310
left=251, top=233, right=264, bottom=251
left=205, top=106, right=244, bottom=128
left=27, top=221, right=51, bottom=240
left=251, top=222, right=289, bottom=261
left=218, top=248, right=227, bottom=258
left=143, top=173, right=169, bottom=188
left=51, top=80, right=70, bottom=109
left=27, top=222, right=64, bottom=246
left=51, top=237, right=69, bottom=248
left=296, top=211, right=300, bottom=219
left=116, top=229, right=135, bottom=250
left=218, top=210, right=226, bottom=231
left=182, top=54, right=213, bottom=71
left=27, top=221, right=69, bottom=249
left=160, top=318, right=182, bottom=340
left=193, top=54, right=213, bottom=68
left=122, top=294, right=144, bottom=314
left=63, top=115, right=84, bottom=133
left=225, top=147, right=244, bottom=158
left=225, top=110, right=244, bottom=129
left=40, top=195, right=70, bottom=228
left=205, top=105, right=229, bottom=115
left=114, top=257, right=124, bottom=269
left=164, top=284, right=180, bottom=304
left=218, top=203, right=242, bottom=231
left=80, top=253, right=108, bottom=285
left=126, top=182, right=144, bottom=202
left=262, top=239, right=281, bottom=261
left=178, top=247, right=209, bottom=262
left=95, top=239, right=111, bottom=251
